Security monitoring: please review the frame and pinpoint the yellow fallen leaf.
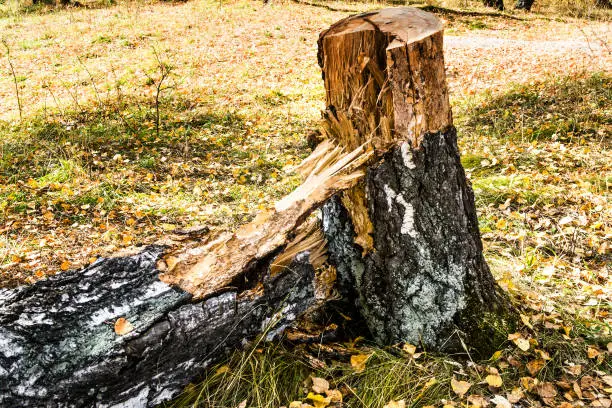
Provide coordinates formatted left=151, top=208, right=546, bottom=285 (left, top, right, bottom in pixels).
left=587, top=347, right=600, bottom=359
left=383, top=400, right=406, bottom=408
left=311, top=377, right=329, bottom=394
left=60, top=261, right=71, bottom=271
left=496, top=218, right=508, bottom=229
left=350, top=354, right=371, bottom=373
left=451, top=377, right=472, bottom=398
left=114, top=317, right=134, bottom=335
left=490, top=350, right=503, bottom=361
left=520, top=313, right=533, bottom=329
left=215, top=365, right=230, bottom=375
left=403, top=343, right=417, bottom=355
left=526, top=359, right=546, bottom=376
left=486, top=374, right=503, bottom=388
left=306, top=392, right=331, bottom=408
left=521, top=376, right=538, bottom=392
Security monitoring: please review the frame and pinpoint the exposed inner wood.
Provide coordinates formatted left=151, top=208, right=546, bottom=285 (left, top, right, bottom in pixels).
left=317, top=7, right=451, bottom=253
left=269, top=218, right=328, bottom=277
left=159, top=140, right=373, bottom=299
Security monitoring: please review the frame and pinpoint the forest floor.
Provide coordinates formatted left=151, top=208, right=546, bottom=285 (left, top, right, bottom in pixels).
left=0, top=0, right=610, bottom=407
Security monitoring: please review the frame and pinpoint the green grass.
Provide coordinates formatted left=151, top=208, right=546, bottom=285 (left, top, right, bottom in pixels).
left=458, top=73, right=611, bottom=143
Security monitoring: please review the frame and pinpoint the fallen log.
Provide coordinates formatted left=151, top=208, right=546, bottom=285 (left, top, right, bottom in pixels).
left=0, top=7, right=516, bottom=407
left=0, top=141, right=364, bottom=407
left=0, top=245, right=321, bottom=407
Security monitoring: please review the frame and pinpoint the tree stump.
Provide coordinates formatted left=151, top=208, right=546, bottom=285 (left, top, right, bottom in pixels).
left=0, top=7, right=516, bottom=407
left=318, top=8, right=515, bottom=352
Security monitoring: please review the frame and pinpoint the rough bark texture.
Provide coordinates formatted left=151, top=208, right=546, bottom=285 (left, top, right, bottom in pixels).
left=318, top=8, right=515, bottom=352
left=0, top=246, right=318, bottom=407
left=484, top=0, right=505, bottom=10
left=514, top=0, right=535, bottom=10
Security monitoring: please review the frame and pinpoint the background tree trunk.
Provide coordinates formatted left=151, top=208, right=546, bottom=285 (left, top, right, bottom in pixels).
left=318, top=8, right=516, bottom=353
left=515, top=0, right=535, bottom=10
left=484, top=0, right=505, bottom=10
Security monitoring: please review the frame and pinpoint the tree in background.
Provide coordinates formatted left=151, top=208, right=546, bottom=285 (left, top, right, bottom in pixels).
left=515, top=0, right=535, bottom=10
left=483, top=0, right=504, bottom=10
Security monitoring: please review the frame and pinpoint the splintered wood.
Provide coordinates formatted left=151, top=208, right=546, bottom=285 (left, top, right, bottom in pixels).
left=318, top=7, right=451, bottom=253
left=160, top=7, right=452, bottom=298
left=159, top=141, right=373, bottom=298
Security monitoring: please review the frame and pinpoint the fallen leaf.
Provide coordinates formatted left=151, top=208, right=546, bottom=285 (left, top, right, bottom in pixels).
left=383, top=400, right=406, bottom=408
left=467, top=394, right=489, bottom=407
left=521, top=376, right=538, bottom=392
left=515, top=338, right=530, bottom=351
left=508, top=333, right=529, bottom=351
left=587, top=347, right=601, bottom=359
left=593, top=399, right=612, bottom=408
left=215, top=365, right=230, bottom=375
left=114, top=317, right=134, bottom=335
left=451, top=377, right=472, bottom=398
left=490, top=350, right=503, bottom=361
left=573, top=382, right=582, bottom=399
left=306, top=392, right=331, bottom=408
left=565, top=364, right=582, bottom=376
left=526, top=359, right=546, bottom=376
left=60, top=261, right=71, bottom=271
left=403, top=343, right=416, bottom=355
left=325, top=389, right=342, bottom=402
left=311, top=377, right=329, bottom=394
left=537, top=382, right=558, bottom=399
left=507, top=387, right=523, bottom=403
left=350, top=354, right=371, bottom=373
left=536, top=349, right=551, bottom=360
left=486, top=374, right=503, bottom=388
left=236, top=400, right=247, bottom=408
left=490, top=394, right=511, bottom=408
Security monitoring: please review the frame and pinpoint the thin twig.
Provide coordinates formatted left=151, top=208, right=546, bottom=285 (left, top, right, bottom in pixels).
left=2, top=39, right=23, bottom=121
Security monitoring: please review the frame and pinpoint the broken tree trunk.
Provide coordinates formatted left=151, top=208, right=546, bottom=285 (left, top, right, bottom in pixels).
left=318, top=8, right=516, bottom=352
left=0, top=142, right=365, bottom=407
left=0, top=7, right=516, bottom=407
left=0, top=246, right=320, bottom=407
